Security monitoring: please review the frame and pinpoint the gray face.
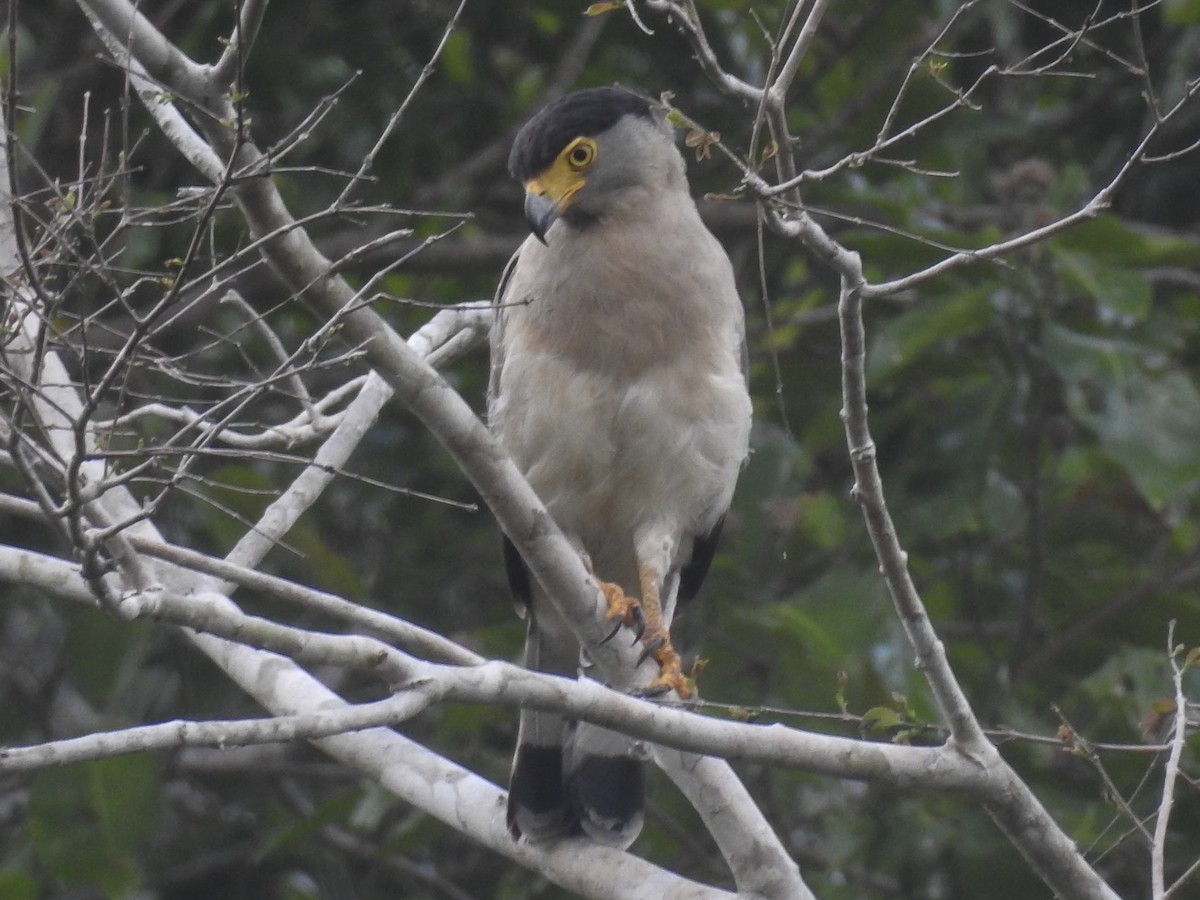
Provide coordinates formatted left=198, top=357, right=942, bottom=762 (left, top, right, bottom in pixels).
left=564, top=114, right=669, bottom=225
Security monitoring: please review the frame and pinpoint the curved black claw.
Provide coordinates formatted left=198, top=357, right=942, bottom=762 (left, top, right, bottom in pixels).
left=636, top=633, right=665, bottom=666
left=632, top=680, right=674, bottom=698
left=601, top=618, right=623, bottom=645
left=628, top=606, right=647, bottom=643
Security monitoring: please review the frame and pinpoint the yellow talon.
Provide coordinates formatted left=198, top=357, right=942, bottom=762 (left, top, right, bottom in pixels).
left=645, top=639, right=692, bottom=698
left=600, top=580, right=640, bottom=626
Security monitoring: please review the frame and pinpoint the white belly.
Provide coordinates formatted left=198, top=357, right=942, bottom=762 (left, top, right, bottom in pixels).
left=494, top=346, right=750, bottom=576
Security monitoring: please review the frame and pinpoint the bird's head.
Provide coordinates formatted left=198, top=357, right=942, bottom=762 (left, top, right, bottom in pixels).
left=508, top=87, right=678, bottom=244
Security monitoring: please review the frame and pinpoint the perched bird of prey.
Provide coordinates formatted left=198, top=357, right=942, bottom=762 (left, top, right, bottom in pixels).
left=489, top=87, right=752, bottom=848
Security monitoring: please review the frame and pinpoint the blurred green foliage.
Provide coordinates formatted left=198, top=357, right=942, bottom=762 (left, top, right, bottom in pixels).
left=5, top=0, right=1200, bottom=898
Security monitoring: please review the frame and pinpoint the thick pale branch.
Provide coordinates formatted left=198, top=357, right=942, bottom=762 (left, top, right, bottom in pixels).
left=0, top=544, right=1054, bottom=796
left=211, top=0, right=270, bottom=87
left=221, top=371, right=393, bottom=572
left=0, top=525, right=1170, bottom=900
left=40, top=3, right=808, bottom=895
left=0, top=695, right=427, bottom=772
left=30, top=3, right=1169, bottom=897
left=837, top=276, right=984, bottom=746
left=835, top=258, right=1120, bottom=900
left=196, top=98, right=806, bottom=900
left=769, top=0, right=832, bottom=105
left=0, top=542, right=730, bottom=900
left=188, top=624, right=734, bottom=900
left=121, top=534, right=483, bottom=666
left=77, top=0, right=220, bottom=113
left=80, top=3, right=226, bottom=183
left=663, top=14, right=1132, bottom=883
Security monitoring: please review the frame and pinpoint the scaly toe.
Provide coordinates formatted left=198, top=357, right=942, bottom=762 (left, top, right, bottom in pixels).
left=638, top=636, right=694, bottom=698
left=600, top=581, right=641, bottom=627
left=642, top=668, right=692, bottom=699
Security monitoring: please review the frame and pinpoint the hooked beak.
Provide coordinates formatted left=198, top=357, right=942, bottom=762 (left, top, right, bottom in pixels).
left=521, top=167, right=585, bottom=245
left=523, top=192, right=558, bottom=246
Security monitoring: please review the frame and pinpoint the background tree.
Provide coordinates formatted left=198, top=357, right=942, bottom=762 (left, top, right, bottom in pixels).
left=3, top=1, right=1200, bottom=898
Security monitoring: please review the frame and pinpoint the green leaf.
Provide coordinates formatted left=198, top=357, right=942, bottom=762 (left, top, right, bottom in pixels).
left=835, top=670, right=849, bottom=713
left=584, top=1, right=625, bottom=14
left=1053, top=214, right=1200, bottom=268
left=438, top=30, right=474, bottom=85
left=1151, top=697, right=1177, bottom=715
left=797, top=491, right=849, bottom=549
left=0, top=871, right=39, bottom=900
left=1053, top=248, right=1151, bottom=321
left=861, top=706, right=904, bottom=733
left=760, top=604, right=844, bottom=666
left=28, top=768, right=122, bottom=889
left=203, top=463, right=365, bottom=598
left=1164, top=0, right=1200, bottom=24
left=87, top=755, right=163, bottom=857
left=1044, top=324, right=1200, bottom=508
left=1067, top=646, right=1174, bottom=735
left=867, top=288, right=994, bottom=383
left=28, top=756, right=161, bottom=895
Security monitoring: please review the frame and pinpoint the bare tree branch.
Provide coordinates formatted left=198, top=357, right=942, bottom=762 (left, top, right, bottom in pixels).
left=3, top=2, right=817, bottom=896
left=7, top=2, right=1198, bottom=897
left=1153, top=623, right=1190, bottom=899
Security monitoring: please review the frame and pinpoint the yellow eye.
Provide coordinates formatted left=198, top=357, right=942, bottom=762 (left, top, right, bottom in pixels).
left=565, top=138, right=596, bottom=170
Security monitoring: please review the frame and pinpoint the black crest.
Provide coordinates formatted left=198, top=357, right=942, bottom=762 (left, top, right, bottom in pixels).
left=508, top=87, right=652, bottom=181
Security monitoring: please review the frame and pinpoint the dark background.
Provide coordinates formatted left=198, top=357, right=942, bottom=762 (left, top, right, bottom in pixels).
left=4, top=1, right=1200, bottom=897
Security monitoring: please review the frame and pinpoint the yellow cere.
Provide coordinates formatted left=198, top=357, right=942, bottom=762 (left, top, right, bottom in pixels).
left=523, top=137, right=597, bottom=211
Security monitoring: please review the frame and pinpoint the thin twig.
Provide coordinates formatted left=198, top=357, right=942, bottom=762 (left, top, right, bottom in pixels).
left=1152, top=622, right=1189, bottom=898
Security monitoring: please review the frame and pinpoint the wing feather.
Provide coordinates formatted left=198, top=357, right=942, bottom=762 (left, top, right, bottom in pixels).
left=486, top=244, right=523, bottom=424
left=678, top=514, right=726, bottom=606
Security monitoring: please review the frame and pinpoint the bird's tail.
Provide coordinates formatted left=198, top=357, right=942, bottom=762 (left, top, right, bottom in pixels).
left=508, top=714, right=646, bottom=848
left=507, top=710, right=572, bottom=841
left=567, top=720, right=645, bottom=848
left=507, top=611, right=645, bottom=848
